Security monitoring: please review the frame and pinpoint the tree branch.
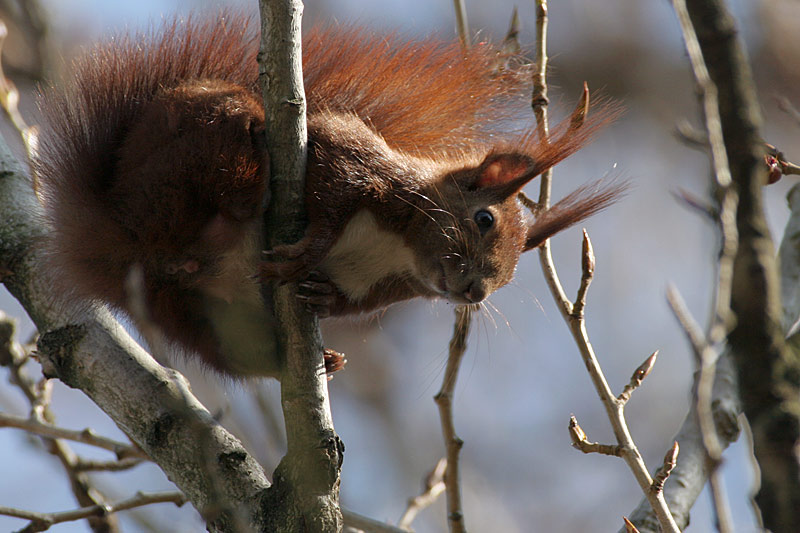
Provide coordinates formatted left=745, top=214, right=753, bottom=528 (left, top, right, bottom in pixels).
left=0, top=490, right=186, bottom=533
left=0, top=133, right=270, bottom=532
left=434, top=306, right=472, bottom=533
left=684, top=1, right=800, bottom=530
left=531, top=2, right=678, bottom=531
left=257, top=0, right=342, bottom=530
left=0, top=411, right=144, bottom=458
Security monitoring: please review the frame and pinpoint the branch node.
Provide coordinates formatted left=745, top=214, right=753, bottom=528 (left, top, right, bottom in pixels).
left=568, top=415, right=623, bottom=456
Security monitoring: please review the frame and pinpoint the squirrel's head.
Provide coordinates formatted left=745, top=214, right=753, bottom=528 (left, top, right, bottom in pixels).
left=409, top=153, right=541, bottom=304
left=410, top=151, right=625, bottom=305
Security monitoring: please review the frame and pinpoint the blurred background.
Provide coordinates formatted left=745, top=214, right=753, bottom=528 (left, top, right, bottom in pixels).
left=1, top=0, right=799, bottom=531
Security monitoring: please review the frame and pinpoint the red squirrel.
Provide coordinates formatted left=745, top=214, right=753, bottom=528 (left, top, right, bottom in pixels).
left=35, top=14, right=624, bottom=378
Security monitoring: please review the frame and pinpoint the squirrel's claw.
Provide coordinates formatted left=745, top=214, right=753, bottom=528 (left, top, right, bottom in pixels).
left=323, top=348, right=347, bottom=377
left=262, top=240, right=308, bottom=260
left=259, top=259, right=309, bottom=282
left=296, top=271, right=336, bottom=317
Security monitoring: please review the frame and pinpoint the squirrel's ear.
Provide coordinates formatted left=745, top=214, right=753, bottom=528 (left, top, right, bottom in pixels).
left=475, top=153, right=535, bottom=188
left=473, top=153, right=540, bottom=201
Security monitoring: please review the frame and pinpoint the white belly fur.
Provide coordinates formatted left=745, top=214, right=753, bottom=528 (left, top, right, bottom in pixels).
left=321, top=209, right=417, bottom=301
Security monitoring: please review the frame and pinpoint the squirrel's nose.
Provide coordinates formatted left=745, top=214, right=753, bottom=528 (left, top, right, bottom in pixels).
left=463, top=281, right=486, bottom=303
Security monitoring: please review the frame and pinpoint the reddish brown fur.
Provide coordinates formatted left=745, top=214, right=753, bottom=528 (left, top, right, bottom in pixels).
left=36, top=13, right=624, bottom=377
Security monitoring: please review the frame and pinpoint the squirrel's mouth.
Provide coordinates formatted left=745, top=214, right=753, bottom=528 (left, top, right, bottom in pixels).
left=435, top=263, right=476, bottom=305
left=437, top=263, right=448, bottom=294
left=420, top=262, right=449, bottom=297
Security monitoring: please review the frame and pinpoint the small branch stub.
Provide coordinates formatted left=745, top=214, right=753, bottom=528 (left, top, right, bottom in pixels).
left=623, top=516, right=641, bottom=533
left=666, top=285, right=707, bottom=364
left=568, top=416, right=623, bottom=457
left=618, top=351, right=658, bottom=404
left=569, top=82, right=591, bottom=131
left=397, top=458, right=447, bottom=530
left=764, top=143, right=800, bottom=184
left=573, top=229, right=595, bottom=318
left=651, top=442, right=680, bottom=494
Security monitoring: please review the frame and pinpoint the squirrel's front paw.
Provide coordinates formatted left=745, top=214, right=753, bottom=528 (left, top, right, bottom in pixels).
left=259, top=259, right=309, bottom=282
left=295, top=270, right=337, bottom=317
left=323, top=348, right=347, bottom=376
left=263, top=241, right=306, bottom=261
left=260, top=240, right=314, bottom=282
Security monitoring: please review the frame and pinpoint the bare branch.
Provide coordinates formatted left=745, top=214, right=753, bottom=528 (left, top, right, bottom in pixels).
left=258, top=0, right=343, bottom=529
left=1, top=313, right=122, bottom=532
left=626, top=351, right=740, bottom=531
left=0, top=411, right=145, bottom=458
left=452, top=0, right=469, bottom=49
left=435, top=305, right=473, bottom=533
left=674, top=118, right=709, bottom=149
left=397, top=458, right=447, bottom=530
left=568, top=416, right=623, bottom=457
left=776, top=95, right=800, bottom=127
left=342, top=509, right=408, bottom=533
left=71, top=458, right=145, bottom=472
left=0, top=19, right=38, bottom=165
left=677, top=0, right=800, bottom=530
left=531, top=3, right=678, bottom=531
left=0, top=491, right=186, bottom=532
left=572, top=229, right=594, bottom=318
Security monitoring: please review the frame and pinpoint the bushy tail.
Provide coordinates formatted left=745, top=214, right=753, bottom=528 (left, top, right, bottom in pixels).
left=35, top=12, right=259, bottom=306
left=304, top=27, right=531, bottom=156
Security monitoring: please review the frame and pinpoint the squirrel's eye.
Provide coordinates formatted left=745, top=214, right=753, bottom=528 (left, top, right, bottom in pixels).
left=474, top=209, right=494, bottom=234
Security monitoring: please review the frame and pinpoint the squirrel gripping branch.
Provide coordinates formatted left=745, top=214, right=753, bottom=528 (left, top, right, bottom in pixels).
left=35, top=13, right=625, bottom=378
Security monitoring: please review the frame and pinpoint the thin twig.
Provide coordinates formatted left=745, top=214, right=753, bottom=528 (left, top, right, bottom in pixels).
left=0, top=491, right=186, bottom=532
left=568, top=416, right=623, bottom=457
left=342, top=509, right=408, bottom=533
left=452, top=0, right=470, bottom=49
left=665, top=287, right=733, bottom=531
left=0, top=19, right=38, bottom=165
left=618, top=351, right=658, bottom=405
left=1, top=314, right=126, bottom=532
left=665, top=287, right=723, bottom=459
left=72, top=458, right=145, bottom=472
left=492, top=8, right=521, bottom=72
left=651, top=442, right=680, bottom=494
left=397, top=458, right=447, bottom=530
left=765, top=143, right=800, bottom=182
left=572, top=230, right=594, bottom=318
left=625, top=350, right=740, bottom=531
left=776, top=96, right=800, bottom=127
left=683, top=0, right=800, bottom=526
left=434, top=305, right=473, bottom=533
left=674, top=119, right=709, bottom=149
left=0, top=411, right=145, bottom=458
left=669, top=1, right=743, bottom=530
left=531, top=3, right=678, bottom=531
